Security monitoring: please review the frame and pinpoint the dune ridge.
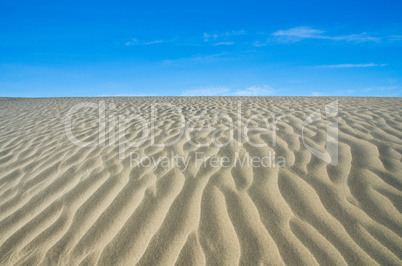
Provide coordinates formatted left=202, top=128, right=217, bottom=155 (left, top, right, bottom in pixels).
left=0, top=96, right=401, bottom=265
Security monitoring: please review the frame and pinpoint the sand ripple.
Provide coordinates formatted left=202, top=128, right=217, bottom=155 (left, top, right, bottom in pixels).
left=0, top=97, right=401, bottom=265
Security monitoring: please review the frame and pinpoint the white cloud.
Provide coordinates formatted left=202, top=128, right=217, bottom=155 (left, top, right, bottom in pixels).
left=331, top=33, right=380, bottom=42
left=317, top=63, right=387, bottom=68
left=203, top=33, right=218, bottom=42
left=273, top=27, right=325, bottom=41
left=125, top=39, right=138, bottom=46
left=213, top=42, right=234, bottom=46
left=203, top=30, right=245, bottom=42
left=234, top=85, right=273, bottom=96
left=388, top=35, right=402, bottom=41
left=163, top=52, right=229, bottom=64
left=182, top=85, right=275, bottom=96
left=272, top=26, right=380, bottom=43
left=253, top=40, right=269, bottom=47
left=143, top=40, right=165, bottom=45
left=363, top=86, right=398, bottom=92
left=126, top=39, right=167, bottom=46
left=225, top=30, right=245, bottom=36
left=181, top=87, right=230, bottom=96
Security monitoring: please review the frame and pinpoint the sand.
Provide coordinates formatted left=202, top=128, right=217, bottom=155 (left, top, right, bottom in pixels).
left=0, top=96, right=401, bottom=265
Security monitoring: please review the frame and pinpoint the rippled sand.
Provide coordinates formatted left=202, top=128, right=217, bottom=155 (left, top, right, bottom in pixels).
left=0, top=97, right=401, bottom=265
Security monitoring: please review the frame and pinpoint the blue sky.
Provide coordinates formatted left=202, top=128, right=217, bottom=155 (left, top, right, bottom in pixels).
left=1, top=0, right=401, bottom=97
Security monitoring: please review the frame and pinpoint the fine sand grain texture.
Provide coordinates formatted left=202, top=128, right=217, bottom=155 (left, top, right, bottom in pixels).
left=0, top=96, right=401, bottom=265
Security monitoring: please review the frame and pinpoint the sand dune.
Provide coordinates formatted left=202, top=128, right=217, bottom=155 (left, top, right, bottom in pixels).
left=0, top=96, right=401, bottom=265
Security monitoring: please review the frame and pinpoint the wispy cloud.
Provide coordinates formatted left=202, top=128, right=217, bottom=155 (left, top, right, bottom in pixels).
left=312, top=89, right=357, bottom=96
left=213, top=42, right=235, bottom=46
left=388, top=35, right=402, bottom=41
left=181, top=85, right=276, bottom=96
left=234, top=85, right=273, bottom=96
left=203, top=33, right=218, bottom=42
left=272, top=26, right=380, bottom=43
left=311, top=92, right=323, bottom=96
left=330, top=34, right=379, bottom=42
left=360, top=85, right=401, bottom=97
left=181, top=87, right=230, bottom=96
left=125, top=39, right=138, bottom=45
left=273, top=27, right=325, bottom=41
left=317, top=63, right=387, bottom=68
left=253, top=40, right=268, bottom=47
left=224, top=30, right=245, bottom=36
left=362, top=85, right=398, bottom=92
left=126, top=38, right=168, bottom=46
left=143, top=40, right=165, bottom=45
left=203, top=30, right=245, bottom=42
left=163, top=52, right=229, bottom=64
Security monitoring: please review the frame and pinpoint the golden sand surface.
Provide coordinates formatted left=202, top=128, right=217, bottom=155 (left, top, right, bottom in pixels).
left=0, top=97, right=401, bottom=265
